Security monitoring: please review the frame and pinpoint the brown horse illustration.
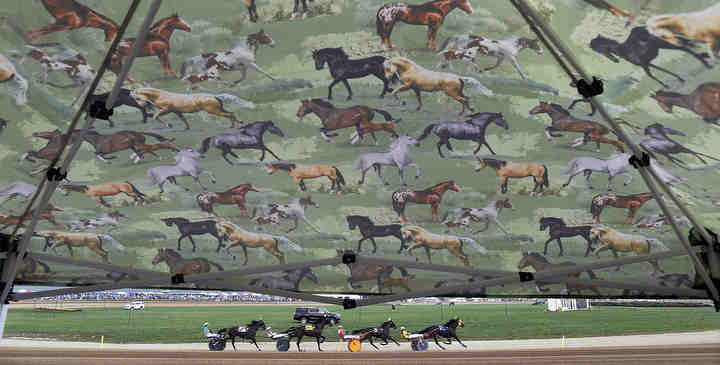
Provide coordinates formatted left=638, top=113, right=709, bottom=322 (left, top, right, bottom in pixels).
left=131, top=88, right=247, bottom=129
left=217, top=221, right=302, bottom=265
left=109, top=13, right=192, bottom=80
left=27, top=0, right=119, bottom=43
left=59, top=182, right=146, bottom=207
left=650, top=83, right=720, bottom=129
left=378, top=274, right=415, bottom=294
left=335, top=249, right=407, bottom=291
left=391, top=181, right=458, bottom=224
left=402, top=226, right=484, bottom=266
left=18, top=129, right=86, bottom=175
left=266, top=163, right=346, bottom=194
left=376, top=0, right=473, bottom=50
left=131, top=142, right=180, bottom=162
left=152, top=248, right=224, bottom=275
left=80, top=130, right=175, bottom=163
left=590, top=192, right=654, bottom=224
left=296, top=99, right=400, bottom=144
left=39, top=231, right=125, bottom=263
left=16, top=255, right=52, bottom=280
left=517, top=252, right=601, bottom=295
left=475, top=158, right=548, bottom=195
left=0, top=204, right=64, bottom=231
left=196, top=184, right=260, bottom=217
left=583, top=0, right=634, bottom=25
left=529, top=101, right=637, bottom=152
left=590, top=225, right=667, bottom=275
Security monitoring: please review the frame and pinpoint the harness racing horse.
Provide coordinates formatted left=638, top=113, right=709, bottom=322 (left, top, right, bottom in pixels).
left=38, top=231, right=125, bottom=263
left=638, top=123, right=720, bottom=168
left=161, top=217, right=225, bottom=253
left=646, top=3, right=720, bottom=63
left=82, top=88, right=150, bottom=127
left=0, top=182, right=37, bottom=207
left=590, top=226, right=667, bottom=275
left=79, top=130, right=175, bottom=163
left=391, top=181, right=460, bottom=223
left=0, top=53, right=29, bottom=105
left=539, top=217, right=596, bottom=257
left=248, top=267, right=318, bottom=291
left=376, top=0, right=473, bottom=50
left=529, top=102, right=631, bottom=152
left=217, top=221, right=302, bottom=264
left=417, top=112, right=509, bottom=158
left=266, top=163, right=345, bottom=194
left=109, top=13, right=192, bottom=79
left=311, top=48, right=392, bottom=100
left=354, top=135, right=421, bottom=186
left=196, top=184, right=260, bottom=217
left=346, top=215, right=406, bottom=254
left=650, top=84, right=720, bottom=129
left=518, top=252, right=601, bottom=295
left=27, top=0, right=119, bottom=43
left=151, top=248, right=224, bottom=275
left=59, top=181, right=146, bottom=207
left=384, top=57, right=493, bottom=115
left=296, top=98, right=400, bottom=143
left=180, top=30, right=276, bottom=88
left=199, top=121, right=285, bottom=164
left=402, top=226, right=485, bottom=266
left=590, top=192, right=654, bottom=225
left=146, top=149, right=217, bottom=193
left=282, top=315, right=336, bottom=352
left=411, top=318, right=466, bottom=350
left=589, top=27, right=712, bottom=88
left=442, top=198, right=513, bottom=235
left=131, top=88, right=253, bottom=130
left=218, top=320, right=267, bottom=351
left=351, top=320, right=400, bottom=349
left=0, top=204, right=64, bottom=231
left=335, top=249, right=408, bottom=291
left=475, top=158, right=548, bottom=195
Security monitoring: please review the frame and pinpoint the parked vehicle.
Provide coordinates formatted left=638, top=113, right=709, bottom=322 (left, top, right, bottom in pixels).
left=292, top=307, right=341, bottom=324
left=123, top=301, right=145, bottom=310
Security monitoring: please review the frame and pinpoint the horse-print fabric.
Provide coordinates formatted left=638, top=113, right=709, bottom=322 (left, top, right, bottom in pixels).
left=4, top=0, right=716, bottom=300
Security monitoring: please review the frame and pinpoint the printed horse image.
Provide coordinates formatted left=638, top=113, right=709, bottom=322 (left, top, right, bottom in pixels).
left=27, top=0, right=119, bottom=43
left=350, top=320, right=400, bottom=349
left=469, top=36, right=543, bottom=80
left=378, top=273, right=415, bottom=294
left=529, top=101, right=630, bottom=152
left=417, top=112, right=509, bottom=158
left=442, top=198, right=513, bottom=235
left=582, top=0, right=634, bottom=26
left=0, top=204, right=64, bottom=231
left=650, top=84, right=720, bottom=129
left=161, top=217, right=225, bottom=253
left=217, top=221, right=302, bottom=265
left=346, top=215, right=405, bottom=254
left=146, top=149, right=217, bottom=193
left=68, top=210, right=126, bottom=232
left=589, top=27, right=712, bottom=88
left=354, top=135, right=422, bottom=186
left=273, top=196, right=322, bottom=233
left=476, top=158, right=548, bottom=195
left=38, top=231, right=125, bottom=263
left=217, top=320, right=267, bottom=352
left=560, top=153, right=634, bottom=191
left=0, top=53, right=29, bottom=105
left=246, top=0, right=317, bottom=21
left=376, top=0, right=474, bottom=50
left=435, top=46, right=487, bottom=72
left=18, top=130, right=85, bottom=176
left=311, top=48, right=392, bottom=100
left=248, top=267, right=318, bottom=291
left=539, top=217, right=596, bottom=257
left=296, top=98, right=400, bottom=143
left=391, top=181, right=460, bottom=223
left=334, top=249, right=408, bottom=291
left=16, top=254, right=52, bottom=280
left=180, top=30, right=276, bottom=88
left=199, top=121, right=285, bottom=164
left=109, top=13, right=192, bottom=79
left=383, top=57, right=493, bottom=115
left=282, top=315, right=335, bottom=352
left=196, top=184, right=260, bottom=217
left=402, top=226, right=486, bottom=266
left=0, top=182, right=37, bottom=207
left=266, top=163, right=345, bottom=193
left=79, top=130, right=175, bottom=163
left=59, top=181, right=146, bottom=207
left=82, top=88, right=151, bottom=128
left=589, top=226, right=667, bottom=275
left=131, top=88, right=254, bottom=129
left=639, top=123, right=720, bottom=168
left=21, top=43, right=94, bottom=89
left=151, top=248, right=224, bottom=275
left=517, top=252, right=601, bottom=295
left=404, top=318, right=466, bottom=350
left=633, top=214, right=692, bottom=231
left=647, top=3, right=720, bottom=62
left=590, top=192, right=654, bottom=225
left=434, top=275, right=495, bottom=297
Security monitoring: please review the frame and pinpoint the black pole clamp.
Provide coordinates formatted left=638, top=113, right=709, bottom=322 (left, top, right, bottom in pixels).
left=342, top=251, right=356, bottom=264
left=575, top=77, right=604, bottom=99
left=88, top=100, right=114, bottom=120
left=171, top=273, right=185, bottom=284
left=46, top=167, right=67, bottom=182
left=343, top=298, right=357, bottom=310
left=518, top=272, right=534, bottom=282
left=629, top=152, right=651, bottom=169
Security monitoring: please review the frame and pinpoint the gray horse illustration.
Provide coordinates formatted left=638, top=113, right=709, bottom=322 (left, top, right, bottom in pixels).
left=353, top=135, right=421, bottom=186
left=146, top=149, right=216, bottom=193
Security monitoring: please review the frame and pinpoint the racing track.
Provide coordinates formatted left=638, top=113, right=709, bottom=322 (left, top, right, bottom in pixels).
left=2, top=345, right=720, bottom=364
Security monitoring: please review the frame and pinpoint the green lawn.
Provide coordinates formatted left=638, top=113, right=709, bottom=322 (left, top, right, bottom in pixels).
left=5, top=304, right=720, bottom=343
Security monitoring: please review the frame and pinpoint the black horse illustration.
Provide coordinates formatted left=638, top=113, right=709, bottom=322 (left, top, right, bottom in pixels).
left=311, top=47, right=392, bottom=100
left=539, top=217, right=596, bottom=257
left=639, top=123, right=720, bottom=169
left=417, top=112, right=509, bottom=158
left=347, top=215, right=406, bottom=254
left=160, top=217, right=225, bottom=253
left=83, top=88, right=151, bottom=128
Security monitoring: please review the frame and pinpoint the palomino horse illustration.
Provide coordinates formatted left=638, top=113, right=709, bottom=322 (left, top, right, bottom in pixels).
left=217, top=221, right=302, bottom=265
left=402, top=225, right=486, bottom=266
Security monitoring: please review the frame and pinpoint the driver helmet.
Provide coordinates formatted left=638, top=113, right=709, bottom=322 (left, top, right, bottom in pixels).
left=203, top=322, right=209, bottom=327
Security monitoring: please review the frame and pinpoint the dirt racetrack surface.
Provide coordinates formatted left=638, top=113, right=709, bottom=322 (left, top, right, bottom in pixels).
left=2, top=345, right=720, bottom=365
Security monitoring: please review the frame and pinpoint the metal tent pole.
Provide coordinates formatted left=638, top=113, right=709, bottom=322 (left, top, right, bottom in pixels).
left=510, top=0, right=720, bottom=305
